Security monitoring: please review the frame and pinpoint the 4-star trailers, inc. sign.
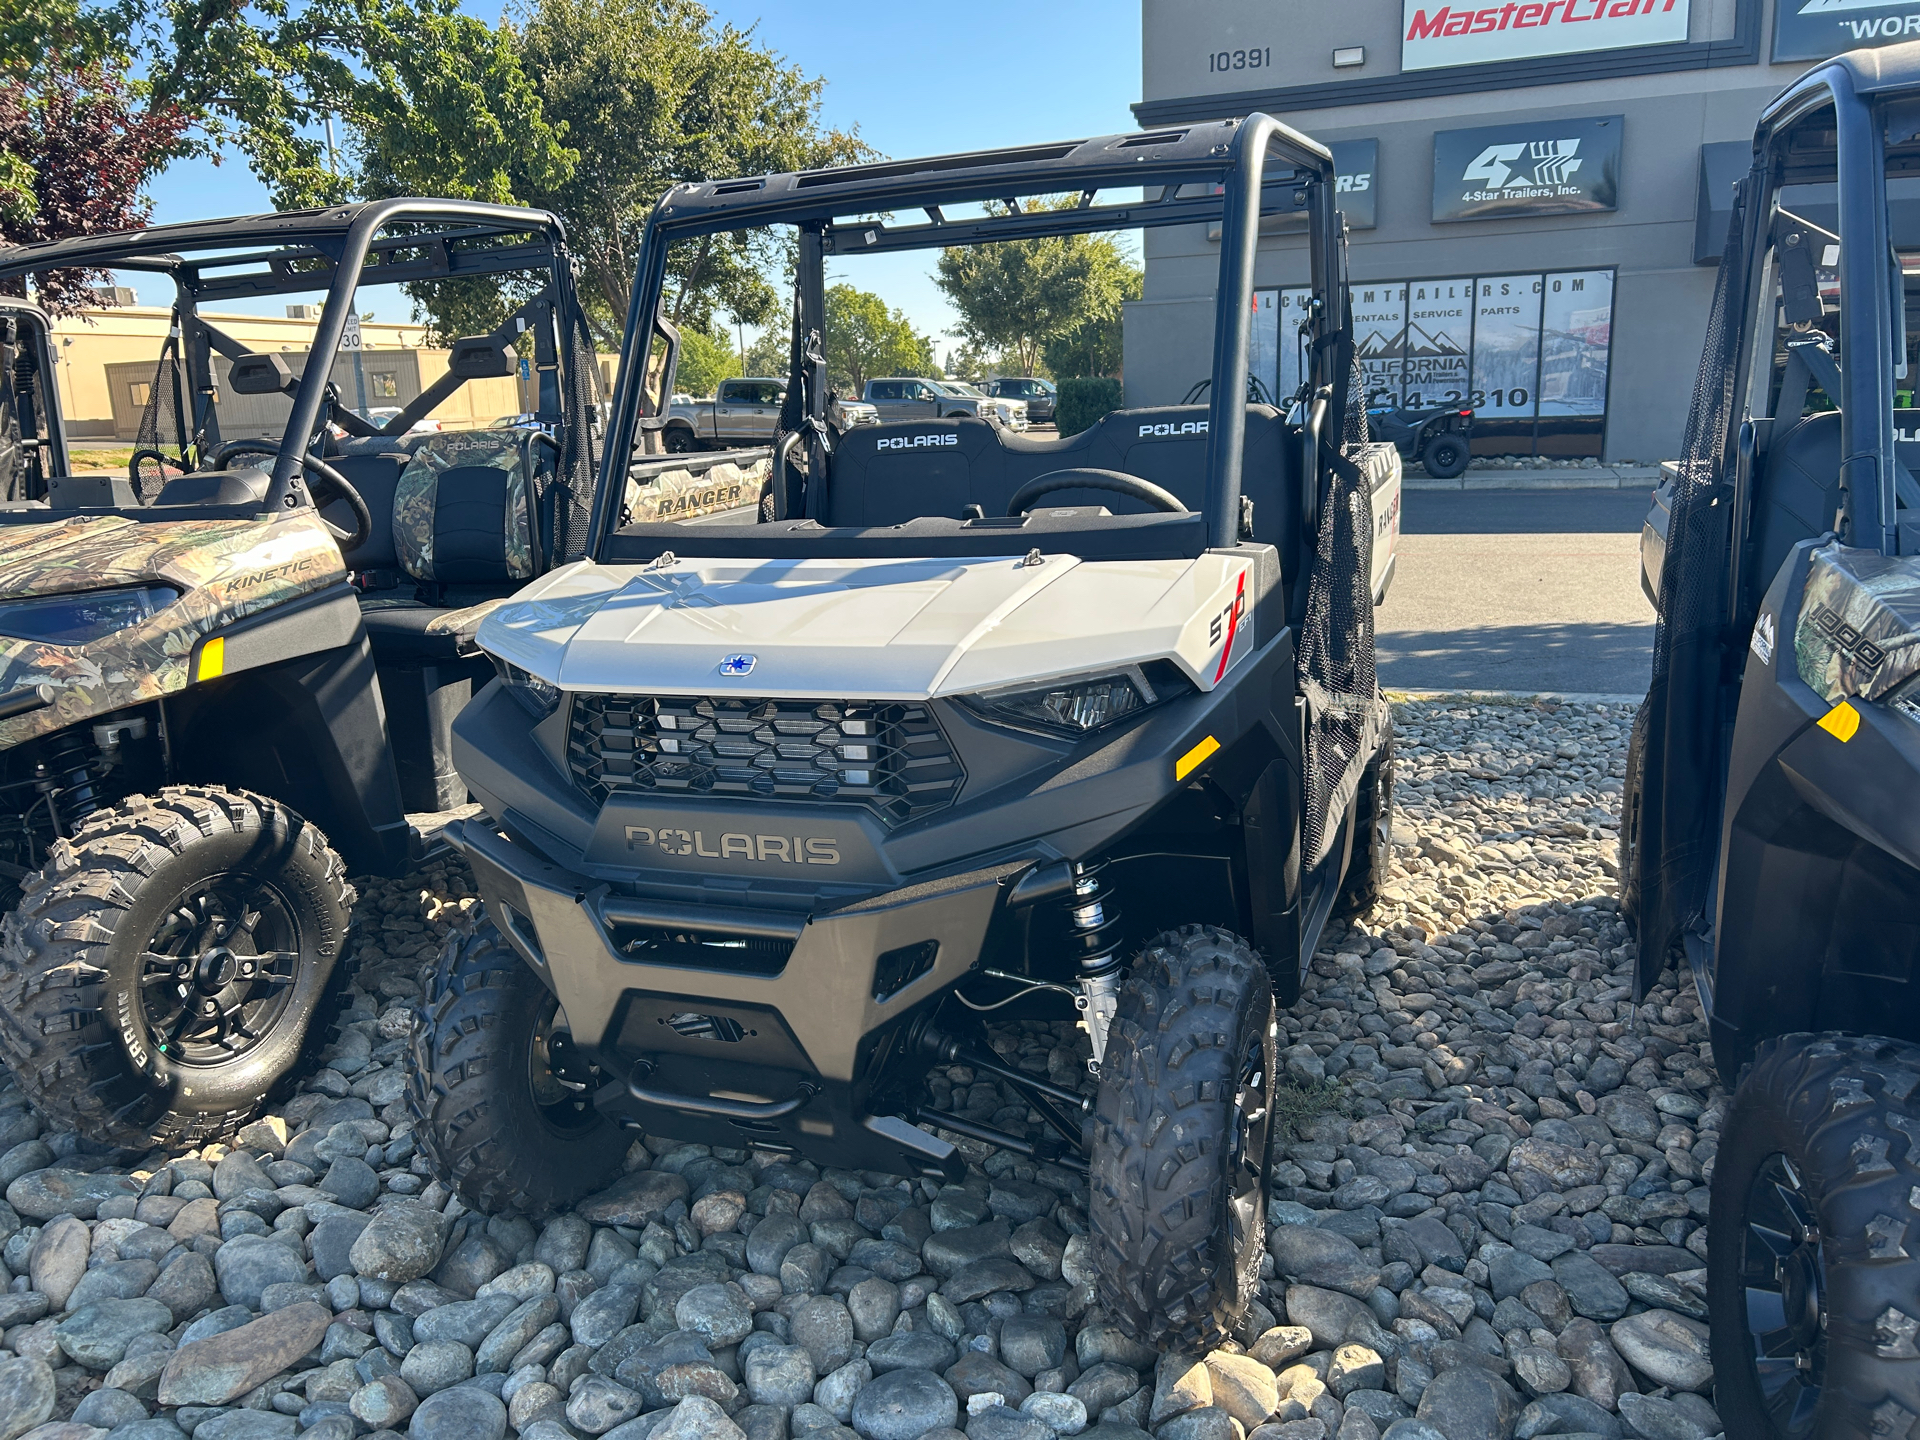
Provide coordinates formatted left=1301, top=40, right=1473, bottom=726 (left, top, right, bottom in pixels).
left=1403, top=0, right=1690, bottom=69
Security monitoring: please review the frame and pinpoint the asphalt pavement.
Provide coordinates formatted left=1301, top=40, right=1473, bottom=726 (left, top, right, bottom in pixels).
left=1374, top=487, right=1657, bottom=696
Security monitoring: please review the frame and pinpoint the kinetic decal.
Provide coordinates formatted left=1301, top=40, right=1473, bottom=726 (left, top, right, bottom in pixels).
left=0, top=511, right=345, bottom=748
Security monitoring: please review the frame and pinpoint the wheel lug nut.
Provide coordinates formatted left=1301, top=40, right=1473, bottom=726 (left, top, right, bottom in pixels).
left=202, top=1000, right=218, bottom=1015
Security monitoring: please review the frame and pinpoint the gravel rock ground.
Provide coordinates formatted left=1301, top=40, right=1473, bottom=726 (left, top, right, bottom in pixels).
left=0, top=697, right=1725, bottom=1440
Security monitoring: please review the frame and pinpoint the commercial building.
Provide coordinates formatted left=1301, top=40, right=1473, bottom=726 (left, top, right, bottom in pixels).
left=1124, top=0, right=1878, bottom=459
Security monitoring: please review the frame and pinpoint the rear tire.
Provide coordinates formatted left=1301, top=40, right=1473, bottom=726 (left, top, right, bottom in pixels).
left=1619, top=702, right=1648, bottom=929
left=1337, top=726, right=1395, bottom=918
left=0, top=787, right=352, bottom=1148
left=663, top=426, right=697, bottom=454
left=1088, top=925, right=1277, bottom=1349
left=1709, top=1033, right=1920, bottom=1440
left=1421, top=433, right=1469, bottom=479
left=408, top=912, right=622, bottom=1214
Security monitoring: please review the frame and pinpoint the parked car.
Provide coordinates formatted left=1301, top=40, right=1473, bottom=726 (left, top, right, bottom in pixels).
left=664, top=377, right=786, bottom=451
left=828, top=392, right=880, bottom=441
left=1366, top=403, right=1472, bottom=479
left=983, top=375, right=1056, bottom=423
left=863, top=377, right=1025, bottom=429
left=942, top=380, right=1029, bottom=431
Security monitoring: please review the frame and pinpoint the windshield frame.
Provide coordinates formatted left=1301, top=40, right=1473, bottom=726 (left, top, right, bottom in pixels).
left=0, top=199, right=577, bottom=518
left=593, top=116, right=1347, bottom=555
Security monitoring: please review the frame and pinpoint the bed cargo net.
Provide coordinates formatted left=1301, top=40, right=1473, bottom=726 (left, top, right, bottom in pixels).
left=1633, top=181, right=1750, bottom=989
left=132, top=329, right=189, bottom=500
left=1297, top=361, right=1391, bottom=871
left=548, top=266, right=602, bottom=565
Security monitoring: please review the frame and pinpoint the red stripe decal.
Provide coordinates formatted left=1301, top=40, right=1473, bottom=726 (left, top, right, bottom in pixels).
left=1213, top=569, right=1247, bottom=684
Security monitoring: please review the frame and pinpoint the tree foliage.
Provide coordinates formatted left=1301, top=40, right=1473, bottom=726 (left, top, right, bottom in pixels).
left=823, top=283, right=937, bottom=394
left=935, top=206, right=1141, bottom=379
left=1043, top=260, right=1140, bottom=379
left=0, top=58, right=190, bottom=310
left=513, top=0, right=869, bottom=344
left=739, top=326, right=788, bottom=378
left=675, top=323, right=741, bottom=397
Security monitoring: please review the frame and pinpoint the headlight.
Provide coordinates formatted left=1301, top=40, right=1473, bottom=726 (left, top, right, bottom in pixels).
left=492, top=655, right=561, bottom=719
left=0, top=585, right=178, bottom=646
left=964, top=662, right=1192, bottom=738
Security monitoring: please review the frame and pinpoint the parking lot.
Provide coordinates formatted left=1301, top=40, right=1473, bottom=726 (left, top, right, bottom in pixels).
left=1375, top=489, right=1657, bottom=698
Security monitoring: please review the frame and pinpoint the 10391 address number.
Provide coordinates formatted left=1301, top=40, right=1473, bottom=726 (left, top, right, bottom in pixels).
left=1208, top=47, right=1272, bottom=72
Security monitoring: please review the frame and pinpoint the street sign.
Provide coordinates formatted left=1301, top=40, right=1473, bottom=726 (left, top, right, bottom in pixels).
left=341, top=312, right=363, bottom=350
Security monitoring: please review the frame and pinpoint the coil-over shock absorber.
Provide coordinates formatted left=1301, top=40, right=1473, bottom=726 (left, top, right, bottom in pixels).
left=34, top=729, right=107, bottom=836
left=1067, top=860, right=1123, bottom=1074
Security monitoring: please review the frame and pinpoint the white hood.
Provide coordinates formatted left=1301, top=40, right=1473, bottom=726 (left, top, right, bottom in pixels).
left=477, top=552, right=1256, bottom=700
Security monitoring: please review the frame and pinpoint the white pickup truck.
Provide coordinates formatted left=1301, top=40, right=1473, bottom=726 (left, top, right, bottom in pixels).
left=664, top=377, right=878, bottom=452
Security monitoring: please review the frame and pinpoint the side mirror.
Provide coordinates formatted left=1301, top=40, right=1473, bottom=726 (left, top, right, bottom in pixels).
left=228, top=353, right=296, bottom=396
left=449, top=336, right=514, bottom=379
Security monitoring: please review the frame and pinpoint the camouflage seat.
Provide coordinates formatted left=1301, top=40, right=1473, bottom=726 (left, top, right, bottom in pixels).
left=357, top=428, right=549, bottom=661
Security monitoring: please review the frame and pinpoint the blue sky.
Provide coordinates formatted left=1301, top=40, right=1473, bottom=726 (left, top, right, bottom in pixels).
left=143, top=2, right=1144, bottom=359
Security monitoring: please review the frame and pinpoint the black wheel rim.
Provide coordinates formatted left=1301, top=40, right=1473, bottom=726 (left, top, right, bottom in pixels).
left=1741, top=1152, right=1828, bottom=1437
left=139, top=876, right=303, bottom=1066
left=528, top=997, right=599, bottom=1134
left=1226, top=1013, right=1275, bottom=1277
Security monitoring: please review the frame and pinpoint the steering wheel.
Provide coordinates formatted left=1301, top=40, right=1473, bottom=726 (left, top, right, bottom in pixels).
left=210, top=439, right=373, bottom=552
left=1006, top=468, right=1188, bottom=517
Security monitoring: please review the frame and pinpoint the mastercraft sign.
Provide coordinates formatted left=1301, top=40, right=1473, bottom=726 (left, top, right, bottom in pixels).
left=1403, top=0, right=1690, bottom=69
left=1432, top=117, right=1622, bottom=222
left=1773, top=0, right=1920, bottom=60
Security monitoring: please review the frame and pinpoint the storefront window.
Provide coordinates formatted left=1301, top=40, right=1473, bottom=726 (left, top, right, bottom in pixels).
left=1260, top=266, right=1616, bottom=456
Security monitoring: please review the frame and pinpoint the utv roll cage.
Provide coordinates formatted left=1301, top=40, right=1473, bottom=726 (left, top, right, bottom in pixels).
left=0, top=199, right=595, bottom=525
left=1635, top=45, right=1920, bottom=1006
left=591, top=116, right=1353, bottom=557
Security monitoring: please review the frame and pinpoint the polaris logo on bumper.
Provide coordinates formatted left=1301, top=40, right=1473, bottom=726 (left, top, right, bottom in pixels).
left=625, top=827, right=841, bottom=864
left=877, top=434, right=959, bottom=450
left=591, top=801, right=893, bottom=883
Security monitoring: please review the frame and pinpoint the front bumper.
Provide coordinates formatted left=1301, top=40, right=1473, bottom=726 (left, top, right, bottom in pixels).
left=445, top=814, right=1018, bottom=1176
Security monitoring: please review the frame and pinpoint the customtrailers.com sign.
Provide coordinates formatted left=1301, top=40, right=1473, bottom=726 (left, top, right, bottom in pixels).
left=1403, top=0, right=1689, bottom=69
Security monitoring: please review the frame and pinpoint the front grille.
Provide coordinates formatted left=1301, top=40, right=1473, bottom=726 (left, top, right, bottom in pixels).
left=568, top=695, right=964, bottom=827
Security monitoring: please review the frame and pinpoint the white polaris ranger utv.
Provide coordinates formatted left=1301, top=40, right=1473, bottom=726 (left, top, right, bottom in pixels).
left=407, top=118, right=1401, bottom=1350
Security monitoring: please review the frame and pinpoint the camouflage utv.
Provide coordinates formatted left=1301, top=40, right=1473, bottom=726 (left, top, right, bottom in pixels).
left=0, top=201, right=613, bottom=1146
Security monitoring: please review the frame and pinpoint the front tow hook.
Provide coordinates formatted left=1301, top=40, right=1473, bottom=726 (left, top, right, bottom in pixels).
left=627, top=1060, right=818, bottom=1120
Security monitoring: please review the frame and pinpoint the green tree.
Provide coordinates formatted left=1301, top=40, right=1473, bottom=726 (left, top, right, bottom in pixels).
left=740, top=326, right=788, bottom=378
left=823, top=283, right=936, bottom=394
left=1043, top=261, right=1141, bottom=379
left=514, top=0, right=870, bottom=344
left=935, top=205, right=1141, bottom=379
left=675, top=324, right=742, bottom=396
